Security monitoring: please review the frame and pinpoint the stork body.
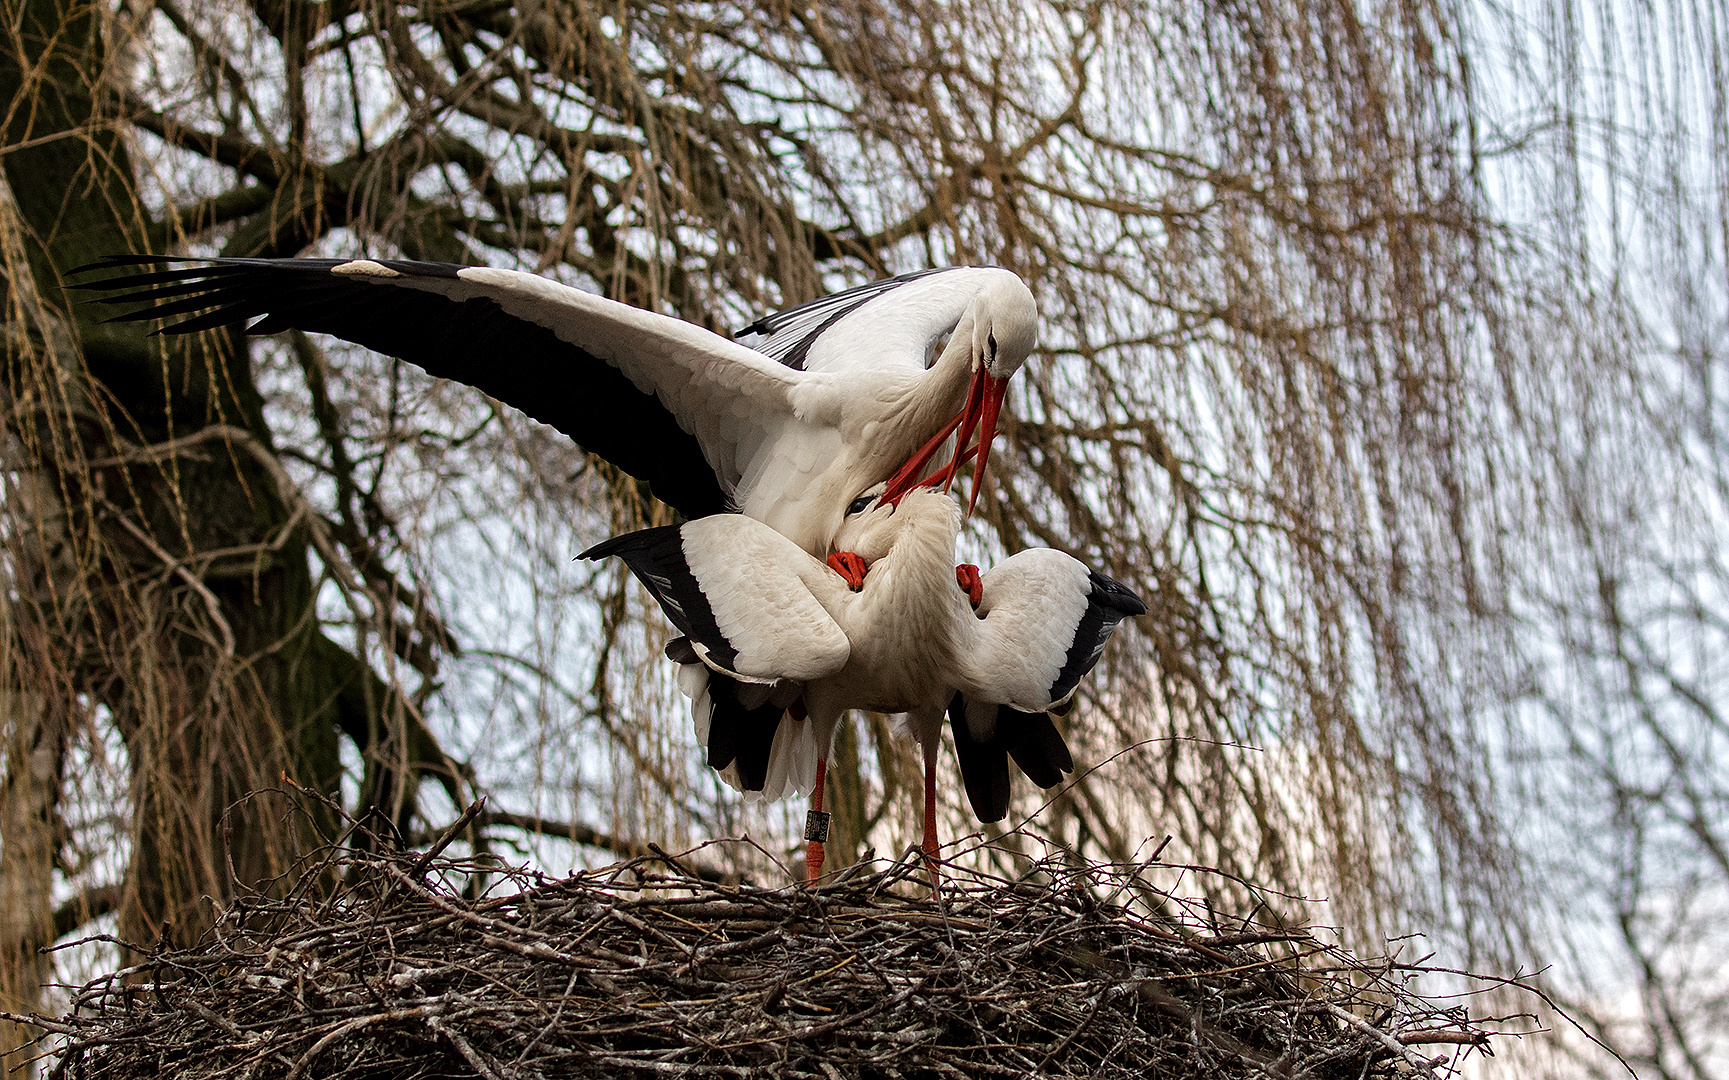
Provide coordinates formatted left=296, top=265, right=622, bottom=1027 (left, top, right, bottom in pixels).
left=77, top=258, right=1035, bottom=554
left=581, top=488, right=1146, bottom=876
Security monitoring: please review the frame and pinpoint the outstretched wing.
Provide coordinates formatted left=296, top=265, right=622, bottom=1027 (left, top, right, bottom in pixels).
left=580, top=514, right=850, bottom=683
left=76, top=256, right=812, bottom=519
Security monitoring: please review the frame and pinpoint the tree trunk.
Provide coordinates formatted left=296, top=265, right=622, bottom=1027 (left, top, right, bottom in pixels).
left=0, top=0, right=346, bottom=951
left=0, top=626, right=58, bottom=1079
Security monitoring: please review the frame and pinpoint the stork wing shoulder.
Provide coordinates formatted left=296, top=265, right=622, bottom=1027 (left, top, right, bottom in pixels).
left=972, top=550, right=1146, bottom=711
left=76, top=256, right=814, bottom=519
left=580, top=515, right=851, bottom=684
left=735, top=266, right=1027, bottom=375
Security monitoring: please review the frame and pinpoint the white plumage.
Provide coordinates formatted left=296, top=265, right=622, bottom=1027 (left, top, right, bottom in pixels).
left=80, top=258, right=1038, bottom=555
left=582, top=486, right=1145, bottom=877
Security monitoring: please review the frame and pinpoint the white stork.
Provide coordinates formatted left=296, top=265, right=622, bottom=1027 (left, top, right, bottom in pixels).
left=580, top=486, right=1146, bottom=879
left=74, top=257, right=1037, bottom=554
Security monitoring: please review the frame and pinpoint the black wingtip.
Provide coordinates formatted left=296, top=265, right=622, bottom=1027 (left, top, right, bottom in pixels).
left=1004, top=709, right=1074, bottom=789
left=68, top=253, right=182, bottom=276
left=577, top=535, right=629, bottom=561
left=1088, top=570, right=1147, bottom=617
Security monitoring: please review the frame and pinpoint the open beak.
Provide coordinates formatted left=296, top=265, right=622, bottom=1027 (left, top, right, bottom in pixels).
left=881, top=368, right=1009, bottom=509
left=881, top=411, right=962, bottom=506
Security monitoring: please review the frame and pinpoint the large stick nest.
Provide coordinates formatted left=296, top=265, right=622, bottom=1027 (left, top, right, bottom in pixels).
left=26, top=839, right=1499, bottom=1079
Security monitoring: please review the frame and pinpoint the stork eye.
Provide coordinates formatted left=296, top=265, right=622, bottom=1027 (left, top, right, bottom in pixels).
left=846, top=494, right=876, bottom=516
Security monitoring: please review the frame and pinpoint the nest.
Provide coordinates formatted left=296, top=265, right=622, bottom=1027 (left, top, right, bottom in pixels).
left=24, top=839, right=1499, bottom=1079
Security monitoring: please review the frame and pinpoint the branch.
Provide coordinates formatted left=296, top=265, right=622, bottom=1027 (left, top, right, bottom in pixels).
left=50, top=884, right=123, bottom=942
left=462, top=811, right=731, bottom=884
left=129, top=109, right=282, bottom=186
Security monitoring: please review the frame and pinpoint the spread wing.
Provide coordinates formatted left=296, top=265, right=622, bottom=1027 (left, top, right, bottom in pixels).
left=76, top=256, right=813, bottom=519
left=733, top=266, right=1024, bottom=375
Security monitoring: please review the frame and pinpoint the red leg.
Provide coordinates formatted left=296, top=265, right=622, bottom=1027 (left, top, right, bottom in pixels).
left=805, top=758, right=829, bottom=882
left=921, top=748, right=940, bottom=865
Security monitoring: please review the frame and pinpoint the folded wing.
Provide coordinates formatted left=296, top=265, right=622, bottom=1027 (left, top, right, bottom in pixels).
left=579, top=515, right=850, bottom=684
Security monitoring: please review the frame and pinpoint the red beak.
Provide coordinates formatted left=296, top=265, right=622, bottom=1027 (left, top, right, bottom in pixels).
left=881, top=369, right=1009, bottom=509
left=966, top=374, right=1008, bottom=513
left=881, top=411, right=962, bottom=505
left=942, top=367, right=990, bottom=495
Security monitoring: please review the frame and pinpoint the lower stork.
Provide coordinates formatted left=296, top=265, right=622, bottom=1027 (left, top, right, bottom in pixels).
left=580, top=487, right=1145, bottom=879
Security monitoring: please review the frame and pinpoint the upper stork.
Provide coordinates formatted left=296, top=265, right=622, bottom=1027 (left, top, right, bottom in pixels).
left=75, top=257, right=1037, bottom=554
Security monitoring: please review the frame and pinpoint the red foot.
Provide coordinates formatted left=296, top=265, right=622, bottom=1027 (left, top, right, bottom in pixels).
left=827, top=551, right=868, bottom=591
left=956, top=564, right=983, bottom=608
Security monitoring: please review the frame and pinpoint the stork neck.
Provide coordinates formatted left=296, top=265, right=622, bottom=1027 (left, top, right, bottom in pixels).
left=915, top=316, right=979, bottom=426
left=857, top=496, right=968, bottom=624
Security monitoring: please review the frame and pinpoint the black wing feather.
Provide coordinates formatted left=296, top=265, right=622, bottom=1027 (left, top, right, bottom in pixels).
left=948, top=695, right=1011, bottom=824
left=580, top=526, right=740, bottom=673
left=1004, top=709, right=1073, bottom=790
left=74, top=256, right=725, bottom=517
left=1049, top=571, right=1146, bottom=704
left=733, top=267, right=949, bottom=371
left=947, top=695, right=1076, bottom=823
left=703, top=673, right=781, bottom=791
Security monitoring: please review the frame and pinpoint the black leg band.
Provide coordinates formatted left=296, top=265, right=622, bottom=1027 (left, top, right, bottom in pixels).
left=804, top=810, right=832, bottom=843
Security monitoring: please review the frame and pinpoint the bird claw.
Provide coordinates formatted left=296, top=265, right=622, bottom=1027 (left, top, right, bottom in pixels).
left=956, top=564, right=983, bottom=608
left=827, top=550, right=868, bottom=591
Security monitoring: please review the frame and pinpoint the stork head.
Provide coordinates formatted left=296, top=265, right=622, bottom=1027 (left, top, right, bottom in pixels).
left=882, top=272, right=1037, bottom=511
left=832, top=482, right=901, bottom=565
left=970, top=272, right=1039, bottom=382
left=833, top=482, right=961, bottom=567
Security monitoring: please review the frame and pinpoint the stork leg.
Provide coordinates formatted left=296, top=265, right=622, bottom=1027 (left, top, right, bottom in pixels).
left=921, top=748, right=940, bottom=861
left=805, top=757, right=829, bottom=882
left=911, top=707, right=944, bottom=884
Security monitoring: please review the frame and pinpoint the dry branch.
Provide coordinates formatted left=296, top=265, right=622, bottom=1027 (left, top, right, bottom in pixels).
left=26, top=844, right=1505, bottom=1079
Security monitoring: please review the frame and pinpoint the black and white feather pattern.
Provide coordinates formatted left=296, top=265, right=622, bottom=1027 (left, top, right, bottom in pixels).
left=733, top=268, right=950, bottom=371
left=579, top=515, right=851, bottom=685
left=75, top=255, right=810, bottom=519
left=1049, top=571, right=1147, bottom=706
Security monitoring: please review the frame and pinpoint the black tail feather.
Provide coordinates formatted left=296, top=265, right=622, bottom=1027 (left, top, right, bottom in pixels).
left=705, top=673, right=782, bottom=791
left=949, top=695, right=1076, bottom=823
left=948, top=694, right=1011, bottom=823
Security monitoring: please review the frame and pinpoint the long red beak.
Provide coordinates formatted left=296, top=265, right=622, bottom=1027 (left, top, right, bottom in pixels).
left=881, top=411, right=962, bottom=505
left=966, top=374, right=1009, bottom=513
left=881, top=368, right=1009, bottom=509
left=941, top=368, right=990, bottom=496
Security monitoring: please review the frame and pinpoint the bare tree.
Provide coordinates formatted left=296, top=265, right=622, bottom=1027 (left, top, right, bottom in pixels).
left=1, top=0, right=1724, bottom=1075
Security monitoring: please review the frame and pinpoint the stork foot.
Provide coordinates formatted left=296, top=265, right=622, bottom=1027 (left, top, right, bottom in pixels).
left=805, top=838, right=826, bottom=882
left=826, top=551, right=868, bottom=591
left=956, top=564, right=983, bottom=608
